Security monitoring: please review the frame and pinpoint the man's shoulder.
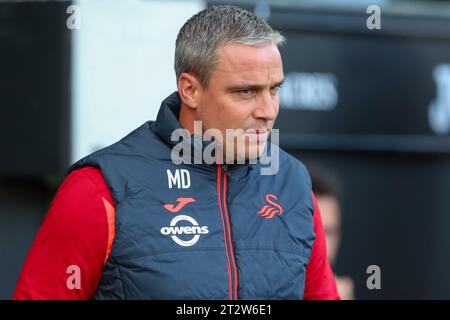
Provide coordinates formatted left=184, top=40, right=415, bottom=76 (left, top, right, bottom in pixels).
left=61, top=166, right=112, bottom=203
left=67, top=120, right=169, bottom=175
left=90, top=120, right=161, bottom=157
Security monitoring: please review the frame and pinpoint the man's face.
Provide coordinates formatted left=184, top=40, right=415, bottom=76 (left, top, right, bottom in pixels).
left=196, top=43, right=284, bottom=161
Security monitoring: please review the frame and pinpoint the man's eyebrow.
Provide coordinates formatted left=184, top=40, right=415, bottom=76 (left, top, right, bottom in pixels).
left=226, top=78, right=285, bottom=91
left=271, top=78, right=285, bottom=88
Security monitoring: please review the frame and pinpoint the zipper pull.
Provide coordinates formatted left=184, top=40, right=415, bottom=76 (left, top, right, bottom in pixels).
left=222, top=164, right=228, bottom=173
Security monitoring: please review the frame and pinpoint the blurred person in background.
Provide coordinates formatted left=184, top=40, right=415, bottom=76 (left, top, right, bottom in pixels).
left=311, top=168, right=354, bottom=300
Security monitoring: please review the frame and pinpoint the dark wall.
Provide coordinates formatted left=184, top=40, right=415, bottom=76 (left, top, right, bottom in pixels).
left=0, top=2, right=71, bottom=299
left=0, top=179, right=54, bottom=299
left=0, top=1, right=71, bottom=177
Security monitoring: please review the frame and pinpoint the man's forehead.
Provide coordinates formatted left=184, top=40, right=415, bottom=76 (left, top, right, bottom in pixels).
left=213, top=43, right=283, bottom=81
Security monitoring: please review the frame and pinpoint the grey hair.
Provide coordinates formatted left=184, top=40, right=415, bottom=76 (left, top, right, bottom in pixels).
left=175, top=5, right=285, bottom=88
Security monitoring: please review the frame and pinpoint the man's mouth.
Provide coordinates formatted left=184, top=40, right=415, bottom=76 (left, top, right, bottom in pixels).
left=244, top=128, right=270, bottom=140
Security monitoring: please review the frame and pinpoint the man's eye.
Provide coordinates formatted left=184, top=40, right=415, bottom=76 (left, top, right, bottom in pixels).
left=270, top=85, right=282, bottom=95
left=239, top=89, right=253, bottom=96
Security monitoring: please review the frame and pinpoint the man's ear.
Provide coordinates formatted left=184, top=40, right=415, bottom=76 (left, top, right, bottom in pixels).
left=178, top=72, right=203, bottom=110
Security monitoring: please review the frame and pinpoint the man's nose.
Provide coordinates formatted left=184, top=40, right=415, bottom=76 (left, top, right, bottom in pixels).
left=253, top=91, right=278, bottom=121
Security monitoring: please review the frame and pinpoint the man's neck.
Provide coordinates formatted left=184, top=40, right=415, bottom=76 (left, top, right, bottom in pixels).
left=178, top=102, right=195, bottom=135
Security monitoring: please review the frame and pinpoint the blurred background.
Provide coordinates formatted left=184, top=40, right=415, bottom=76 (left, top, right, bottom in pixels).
left=1, top=0, right=450, bottom=299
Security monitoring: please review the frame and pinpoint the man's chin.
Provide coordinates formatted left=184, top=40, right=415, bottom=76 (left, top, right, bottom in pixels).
left=232, top=141, right=267, bottom=163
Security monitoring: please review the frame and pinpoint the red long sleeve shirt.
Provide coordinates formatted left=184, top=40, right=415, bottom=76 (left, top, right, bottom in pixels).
left=13, top=166, right=340, bottom=300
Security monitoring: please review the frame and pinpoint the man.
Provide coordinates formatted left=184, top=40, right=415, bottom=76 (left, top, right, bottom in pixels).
left=14, top=5, right=339, bottom=300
